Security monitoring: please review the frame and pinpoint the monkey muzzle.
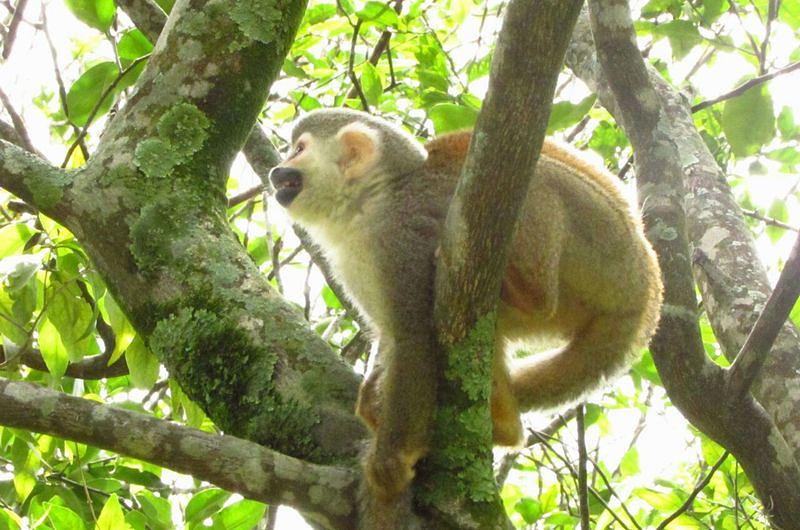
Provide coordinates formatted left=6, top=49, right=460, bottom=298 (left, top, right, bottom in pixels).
left=269, top=167, right=303, bottom=207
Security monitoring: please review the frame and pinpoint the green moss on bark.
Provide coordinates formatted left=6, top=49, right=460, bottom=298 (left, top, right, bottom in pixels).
left=150, top=306, right=321, bottom=459
left=420, top=313, right=501, bottom=521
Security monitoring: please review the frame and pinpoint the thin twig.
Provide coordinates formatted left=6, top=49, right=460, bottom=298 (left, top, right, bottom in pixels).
left=270, top=236, right=285, bottom=294
left=757, top=0, right=779, bottom=75
left=588, top=455, right=642, bottom=530
left=61, top=54, right=151, bottom=168
left=576, top=405, right=590, bottom=529
left=345, top=0, right=403, bottom=99
left=0, top=87, right=39, bottom=155
left=656, top=451, right=730, bottom=529
left=1, top=0, right=27, bottom=59
left=347, top=20, right=371, bottom=111
left=266, top=245, right=304, bottom=280
left=495, top=408, right=577, bottom=485
left=303, top=261, right=313, bottom=321
left=691, top=61, right=800, bottom=113
left=744, top=209, right=799, bottom=233
left=41, top=6, right=90, bottom=162
left=228, top=184, right=266, bottom=207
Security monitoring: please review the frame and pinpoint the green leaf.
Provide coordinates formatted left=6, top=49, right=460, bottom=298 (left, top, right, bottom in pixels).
left=721, top=84, right=775, bottom=157
left=765, top=199, right=788, bottom=242
left=64, top=0, right=116, bottom=31
left=118, top=30, right=153, bottom=66
left=37, top=318, right=69, bottom=379
left=701, top=0, right=727, bottom=24
left=652, top=20, right=702, bottom=59
left=135, top=491, right=171, bottom=530
left=641, top=0, right=681, bottom=18
left=0, top=508, right=23, bottom=530
left=153, top=0, right=173, bottom=12
left=185, top=489, right=230, bottom=527
left=95, top=494, right=131, bottom=530
left=360, top=63, right=382, bottom=106
left=126, top=336, right=159, bottom=389
left=0, top=224, right=34, bottom=257
left=543, top=512, right=578, bottom=525
left=66, top=61, right=141, bottom=127
left=12, top=470, right=35, bottom=502
left=547, top=95, right=596, bottom=133
left=429, top=103, right=479, bottom=134
left=321, top=286, right=342, bottom=309
left=620, top=446, right=640, bottom=475
left=103, top=294, right=135, bottom=363
left=514, top=497, right=542, bottom=524
left=356, top=1, right=398, bottom=27
left=634, top=487, right=685, bottom=511
left=304, top=3, right=336, bottom=24
left=208, top=499, right=266, bottom=530
left=700, top=433, right=726, bottom=466
left=45, top=284, right=95, bottom=362
left=777, top=106, right=797, bottom=139
left=766, top=147, right=800, bottom=166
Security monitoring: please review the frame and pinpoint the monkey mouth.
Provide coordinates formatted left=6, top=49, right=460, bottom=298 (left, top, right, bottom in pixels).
left=269, top=167, right=303, bottom=207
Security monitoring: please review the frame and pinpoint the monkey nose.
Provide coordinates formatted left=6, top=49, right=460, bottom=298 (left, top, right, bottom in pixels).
left=269, top=167, right=303, bottom=207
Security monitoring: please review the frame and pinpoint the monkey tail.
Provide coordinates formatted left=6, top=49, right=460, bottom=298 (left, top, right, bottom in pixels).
left=509, top=306, right=657, bottom=411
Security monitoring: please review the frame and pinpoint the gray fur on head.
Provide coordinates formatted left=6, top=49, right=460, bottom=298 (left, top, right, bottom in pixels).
left=291, top=108, right=428, bottom=176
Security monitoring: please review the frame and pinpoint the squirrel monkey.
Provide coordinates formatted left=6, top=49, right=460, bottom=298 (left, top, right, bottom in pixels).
left=269, top=108, right=662, bottom=501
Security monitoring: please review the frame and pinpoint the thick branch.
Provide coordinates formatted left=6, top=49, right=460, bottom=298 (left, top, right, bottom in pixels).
left=588, top=1, right=800, bottom=525
left=435, top=0, right=584, bottom=337
left=54, top=0, right=367, bottom=464
left=565, top=10, right=800, bottom=462
left=0, top=139, right=72, bottom=220
left=425, top=0, right=584, bottom=526
left=0, top=378, right=358, bottom=530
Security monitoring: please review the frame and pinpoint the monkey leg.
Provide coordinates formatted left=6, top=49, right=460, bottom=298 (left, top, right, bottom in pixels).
left=510, top=311, right=645, bottom=411
left=356, top=367, right=382, bottom=432
left=491, top=340, right=523, bottom=446
left=365, top=337, right=436, bottom=501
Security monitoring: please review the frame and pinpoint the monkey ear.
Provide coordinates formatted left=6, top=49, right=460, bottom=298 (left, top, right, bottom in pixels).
left=337, top=122, right=380, bottom=180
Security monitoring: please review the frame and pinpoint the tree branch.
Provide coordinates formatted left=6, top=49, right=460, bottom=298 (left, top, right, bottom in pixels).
left=0, top=139, right=72, bottom=219
left=727, top=232, right=800, bottom=398
left=587, top=1, right=800, bottom=525
left=1, top=347, right=130, bottom=379
left=115, top=0, right=167, bottom=44
left=0, top=88, right=39, bottom=155
left=426, top=0, right=584, bottom=525
left=0, top=378, right=358, bottom=530
left=691, top=60, right=800, bottom=113
left=1, top=0, right=27, bottom=59
left=565, top=7, right=800, bottom=465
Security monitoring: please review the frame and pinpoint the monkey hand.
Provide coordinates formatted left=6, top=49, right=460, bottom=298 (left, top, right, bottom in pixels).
left=364, top=443, right=418, bottom=502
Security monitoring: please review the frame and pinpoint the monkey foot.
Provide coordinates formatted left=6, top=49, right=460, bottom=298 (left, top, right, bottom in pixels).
left=365, top=450, right=416, bottom=502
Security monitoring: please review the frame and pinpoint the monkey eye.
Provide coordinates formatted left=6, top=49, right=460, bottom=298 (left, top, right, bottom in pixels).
left=290, top=142, right=305, bottom=159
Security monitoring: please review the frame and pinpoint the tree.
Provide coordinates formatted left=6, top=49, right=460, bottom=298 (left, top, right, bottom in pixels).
left=0, top=0, right=799, bottom=528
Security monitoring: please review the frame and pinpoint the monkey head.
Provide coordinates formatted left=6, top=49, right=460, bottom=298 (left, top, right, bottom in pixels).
left=269, top=109, right=427, bottom=225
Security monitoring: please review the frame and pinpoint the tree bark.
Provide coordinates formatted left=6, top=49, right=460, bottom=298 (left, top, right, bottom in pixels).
left=0, top=379, right=359, bottom=529
left=587, top=1, right=800, bottom=525
left=564, top=9, right=800, bottom=463
left=422, top=0, right=584, bottom=527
